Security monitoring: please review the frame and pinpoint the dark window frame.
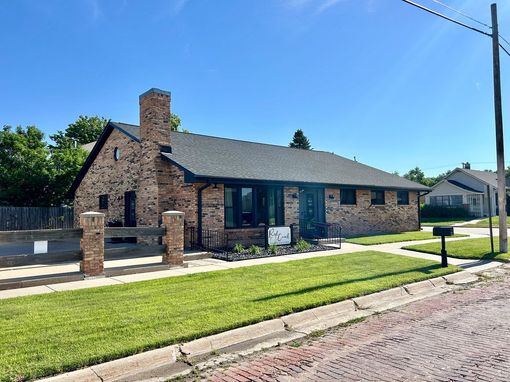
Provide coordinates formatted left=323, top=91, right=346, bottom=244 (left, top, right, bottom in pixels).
left=397, top=191, right=409, bottom=205
left=371, top=190, right=385, bottom=205
left=224, top=185, right=284, bottom=229
left=99, top=194, right=109, bottom=210
left=340, top=189, right=357, bottom=205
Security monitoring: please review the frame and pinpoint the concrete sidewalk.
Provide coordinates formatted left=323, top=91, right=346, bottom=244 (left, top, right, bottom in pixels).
left=0, top=232, right=501, bottom=300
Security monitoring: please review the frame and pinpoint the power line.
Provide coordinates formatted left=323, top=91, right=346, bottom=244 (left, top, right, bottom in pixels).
left=401, top=0, right=491, bottom=37
left=430, top=0, right=491, bottom=30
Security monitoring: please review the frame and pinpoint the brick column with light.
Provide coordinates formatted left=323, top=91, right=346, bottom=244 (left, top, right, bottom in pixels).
left=162, top=211, right=184, bottom=266
left=80, top=211, right=105, bottom=276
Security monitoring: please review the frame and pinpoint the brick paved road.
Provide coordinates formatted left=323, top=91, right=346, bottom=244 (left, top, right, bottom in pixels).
left=198, top=268, right=510, bottom=381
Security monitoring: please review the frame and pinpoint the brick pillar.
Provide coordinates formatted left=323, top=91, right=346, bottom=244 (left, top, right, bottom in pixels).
left=162, top=211, right=184, bottom=266
left=80, top=211, right=105, bottom=277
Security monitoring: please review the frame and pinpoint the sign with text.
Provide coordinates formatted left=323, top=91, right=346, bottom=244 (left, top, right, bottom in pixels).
left=268, top=226, right=291, bottom=246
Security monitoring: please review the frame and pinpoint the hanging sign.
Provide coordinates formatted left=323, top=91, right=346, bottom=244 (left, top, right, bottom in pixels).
left=267, top=226, right=291, bottom=246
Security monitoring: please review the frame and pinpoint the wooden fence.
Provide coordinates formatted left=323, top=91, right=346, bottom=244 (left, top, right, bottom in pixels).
left=0, top=207, right=74, bottom=231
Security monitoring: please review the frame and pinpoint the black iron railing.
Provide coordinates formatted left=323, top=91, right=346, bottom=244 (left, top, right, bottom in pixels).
left=185, top=226, right=228, bottom=252
left=299, top=221, right=342, bottom=247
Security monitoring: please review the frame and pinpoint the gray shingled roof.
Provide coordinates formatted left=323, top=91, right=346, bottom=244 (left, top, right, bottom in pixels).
left=459, top=168, right=498, bottom=188
left=111, top=122, right=428, bottom=191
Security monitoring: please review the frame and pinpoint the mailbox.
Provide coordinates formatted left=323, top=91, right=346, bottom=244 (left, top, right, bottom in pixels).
left=433, top=226, right=454, bottom=237
left=432, top=226, right=454, bottom=268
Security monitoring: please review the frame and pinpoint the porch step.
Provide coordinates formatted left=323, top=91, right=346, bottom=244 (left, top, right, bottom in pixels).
left=105, top=262, right=188, bottom=277
left=0, top=272, right=84, bottom=291
left=184, top=251, right=211, bottom=261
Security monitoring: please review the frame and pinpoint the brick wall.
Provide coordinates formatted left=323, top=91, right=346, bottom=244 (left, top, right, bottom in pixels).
left=325, top=188, right=419, bottom=237
left=74, top=129, right=140, bottom=225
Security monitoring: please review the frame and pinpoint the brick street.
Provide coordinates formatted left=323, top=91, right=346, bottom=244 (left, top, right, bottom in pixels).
left=197, top=267, right=510, bottom=381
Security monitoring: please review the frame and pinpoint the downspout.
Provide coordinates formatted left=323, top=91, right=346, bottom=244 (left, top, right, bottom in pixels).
left=197, top=182, right=212, bottom=246
left=418, top=190, right=431, bottom=230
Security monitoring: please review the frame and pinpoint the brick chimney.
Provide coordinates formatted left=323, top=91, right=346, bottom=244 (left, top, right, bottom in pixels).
left=137, top=88, right=172, bottom=228
left=462, top=162, right=471, bottom=170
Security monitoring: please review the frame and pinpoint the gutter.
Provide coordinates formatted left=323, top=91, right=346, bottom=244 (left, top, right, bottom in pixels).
left=418, top=190, right=431, bottom=230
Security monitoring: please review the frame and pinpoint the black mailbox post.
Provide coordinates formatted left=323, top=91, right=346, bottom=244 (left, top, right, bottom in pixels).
left=432, top=226, right=454, bottom=267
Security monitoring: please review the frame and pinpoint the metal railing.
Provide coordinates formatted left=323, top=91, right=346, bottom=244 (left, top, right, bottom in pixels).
left=299, top=221, right=342, bottom=247
left=186, top=226, right=228, bottom=252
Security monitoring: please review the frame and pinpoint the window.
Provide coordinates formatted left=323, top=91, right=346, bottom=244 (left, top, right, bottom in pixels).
left=340, top=189, right=356, bottom=205
left=430, top=195, right=463, bottom=207
left=99, top=194, right=108, bottom=210
left=224, top=186, right=284, bottom=228
left=371, top=190, right=385, bottom=205
left=397, top=191, right=409, bottom=205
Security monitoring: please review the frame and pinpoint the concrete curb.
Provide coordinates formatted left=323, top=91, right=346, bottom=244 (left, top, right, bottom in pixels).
left=36, top=270, right=479, bottom=382
left=443, top=270, right=479, bottom=285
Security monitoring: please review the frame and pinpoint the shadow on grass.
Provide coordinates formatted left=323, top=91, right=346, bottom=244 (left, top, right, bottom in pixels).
left=404, top=247, right=503, bottom=262
left=254, top=264, right=447, bottom=302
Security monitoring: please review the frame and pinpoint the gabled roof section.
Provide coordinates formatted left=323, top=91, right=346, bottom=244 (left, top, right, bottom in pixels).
left=446, top=180, right=483, bottom=193
left=67, top=121, right=139, bottom=196
left=69, top=121, right=429, bottom=197
left=457, top=168, right=498, bottom=188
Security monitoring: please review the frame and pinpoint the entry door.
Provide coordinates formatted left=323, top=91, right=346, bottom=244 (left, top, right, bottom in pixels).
left=124, top=191, right=136, bottom=227
left=299, top=188, right=325, bottom=237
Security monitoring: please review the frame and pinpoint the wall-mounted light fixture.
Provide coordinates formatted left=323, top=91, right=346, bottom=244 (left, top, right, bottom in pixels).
left=328, top=194, right=335, bottom=200
left=292, top=193, right=299, bottom=199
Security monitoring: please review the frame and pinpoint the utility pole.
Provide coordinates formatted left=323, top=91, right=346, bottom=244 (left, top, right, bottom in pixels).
left=491, top=3, right=508, bottom=253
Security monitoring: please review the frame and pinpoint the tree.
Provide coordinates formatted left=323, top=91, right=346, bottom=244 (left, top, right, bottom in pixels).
left=403, top=167, right=427, bottom=185
left=289, top=129, right=311, bottom=150
left=50, top=115, right=108, bottom=148
left=0, top=126, right=54, bottom=206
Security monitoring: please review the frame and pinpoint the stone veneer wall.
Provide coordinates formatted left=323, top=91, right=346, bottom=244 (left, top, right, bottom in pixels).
left=74, top=129, right=140, bottom=225
left=325, top=188, right=419, bottom=237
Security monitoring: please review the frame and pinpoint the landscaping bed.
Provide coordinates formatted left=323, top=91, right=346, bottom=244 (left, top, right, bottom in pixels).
left=404, top=237, right=510, bottom=262
left=213, top=243, right=332, bottom=261
left=0, top=251, right=458, bottom=382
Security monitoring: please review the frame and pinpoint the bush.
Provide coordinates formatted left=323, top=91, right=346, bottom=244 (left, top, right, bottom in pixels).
left=421, top=205, right=470, bottom=218
left=249, top=245, right=262, bottom=255
left=295, top=239, right=311, bottom=252
left=269, top=243, right=278, bottom=255
left=233, top=243, right=244, bottom=253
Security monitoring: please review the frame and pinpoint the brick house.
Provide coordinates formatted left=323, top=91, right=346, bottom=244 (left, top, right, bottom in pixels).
left=69, top=88, right=428, bottom=246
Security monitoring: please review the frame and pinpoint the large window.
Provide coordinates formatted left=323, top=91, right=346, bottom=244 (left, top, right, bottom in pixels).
left=224, top=186, right=284, bottom=228
left=430, top=195, right=463, bottom=207
left=397, top=191, right=409, bottom=205
left=371, top=190, right=385, bottom=205
left=340, top=189, right=356, bottom=205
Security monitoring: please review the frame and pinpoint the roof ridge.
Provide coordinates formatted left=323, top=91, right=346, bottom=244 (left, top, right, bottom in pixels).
left=113, top=121, right=338, bottom=155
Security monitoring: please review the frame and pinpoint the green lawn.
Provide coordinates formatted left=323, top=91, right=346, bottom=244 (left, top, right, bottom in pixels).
left=404, top=237, right=510, bottom=261
left=421, top=217, right=473, bottom=226
left=462, top=216, right=510, bottom=228
left=0, top=251, right=458, bottom=382
left=345, top=231, right=466, bottom=245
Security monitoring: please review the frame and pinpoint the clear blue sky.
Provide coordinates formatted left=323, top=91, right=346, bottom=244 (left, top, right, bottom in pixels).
left=2, top=0, right=510, bottom=177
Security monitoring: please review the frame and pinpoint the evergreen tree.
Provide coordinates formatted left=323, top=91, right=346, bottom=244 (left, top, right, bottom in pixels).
left=289, top=129, right=311, bottom=150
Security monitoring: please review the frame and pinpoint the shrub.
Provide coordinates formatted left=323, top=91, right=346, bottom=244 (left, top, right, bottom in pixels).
left=295, top=239, right=311, bottom=252
left=421, top=205, right=470, bottom=218
left=233, top=243, right=244, bottom=253
left=269, top=243, right=278, bottom=255
left=249, top=245, right=262, bottom=255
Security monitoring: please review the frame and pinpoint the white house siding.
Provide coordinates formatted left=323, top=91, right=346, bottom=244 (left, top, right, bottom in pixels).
left=425, top=182, right=469, bottom=205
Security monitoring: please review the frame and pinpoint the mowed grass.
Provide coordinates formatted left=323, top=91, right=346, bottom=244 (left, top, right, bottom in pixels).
left=345, top=231, right=466, bottom=245
left=421, top=217, right=472, bottom=226
left=404, top=237, right=510, bottom=262
left=463, top=216, right=510, bottom=228
left=0, top=251, right=458, bottom=382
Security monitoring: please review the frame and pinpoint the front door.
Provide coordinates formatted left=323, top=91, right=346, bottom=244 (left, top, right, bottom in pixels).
left=124, top=191, right=136, bottom=227
left=299, top=188, right=325, bottom=238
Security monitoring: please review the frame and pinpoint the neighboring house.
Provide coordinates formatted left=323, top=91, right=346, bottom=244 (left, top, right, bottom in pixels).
left=424, top=166, right=507, bottom=217
left=69, top=88, right=428, bottom=245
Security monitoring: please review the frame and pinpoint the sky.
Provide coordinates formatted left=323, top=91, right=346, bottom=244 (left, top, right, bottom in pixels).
left=2, top=0, right=510, bottom=177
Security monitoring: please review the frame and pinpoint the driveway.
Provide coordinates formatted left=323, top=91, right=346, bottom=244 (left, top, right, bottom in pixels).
left=200, top=266, right=510, bottom=381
